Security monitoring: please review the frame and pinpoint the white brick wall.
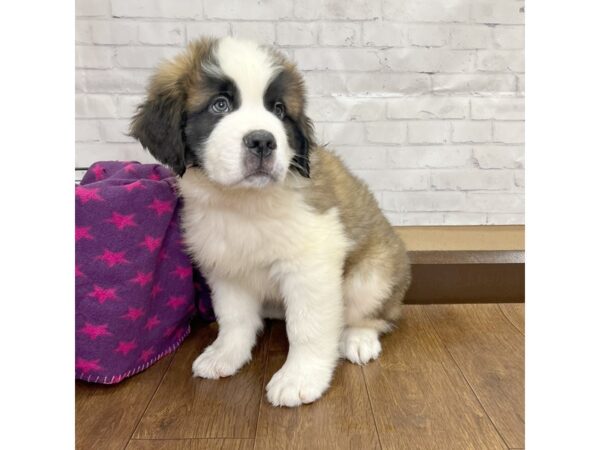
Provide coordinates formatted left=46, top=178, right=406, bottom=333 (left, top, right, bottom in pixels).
left=75, top=0, right=525, bottom=226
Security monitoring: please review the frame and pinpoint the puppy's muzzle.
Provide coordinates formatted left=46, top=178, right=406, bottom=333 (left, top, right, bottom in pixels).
left=243, top=130, right=277, bottom=178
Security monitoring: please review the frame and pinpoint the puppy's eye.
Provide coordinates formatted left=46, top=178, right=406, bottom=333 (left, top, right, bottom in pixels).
left=211, top=96, right=231, bottom=114
left=273, top=102, right=285, bottom=120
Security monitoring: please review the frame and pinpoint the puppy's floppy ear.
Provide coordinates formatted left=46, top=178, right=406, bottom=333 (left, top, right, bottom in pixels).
left=130, top=62, right=189, bottom=176
left=290, top=112, right=315, bottom=178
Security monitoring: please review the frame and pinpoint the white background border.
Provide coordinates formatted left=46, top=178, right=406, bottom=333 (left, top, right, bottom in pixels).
left=527, top=1, right=600, bottom=448
left=1, top=1, right=74, bottom=448
left=2, top=1, right=600, bottom=448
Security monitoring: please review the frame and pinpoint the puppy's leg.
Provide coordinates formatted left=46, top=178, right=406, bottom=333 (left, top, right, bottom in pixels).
left=340, top=253, right=410, bottom=365
left=192, top=278, right=262, bottom=379
left=266, top=263, right=344, bottom=407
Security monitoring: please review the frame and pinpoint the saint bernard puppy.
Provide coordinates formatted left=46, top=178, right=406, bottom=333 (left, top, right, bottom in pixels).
left=130, top=37, right=411, bottom=407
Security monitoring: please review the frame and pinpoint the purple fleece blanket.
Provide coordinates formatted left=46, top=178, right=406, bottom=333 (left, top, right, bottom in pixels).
left=75, top=161, right=213, bottom=384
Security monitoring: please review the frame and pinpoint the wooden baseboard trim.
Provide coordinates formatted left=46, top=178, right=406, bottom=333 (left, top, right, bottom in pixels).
left=408, top=250, right=524, bottom=265
left=405, top=263, right=524, bottom=304
left=398, top=225, right=525, bottom=304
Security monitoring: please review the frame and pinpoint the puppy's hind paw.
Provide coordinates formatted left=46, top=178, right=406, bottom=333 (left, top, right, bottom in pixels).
left=340, top=327, right=381, bottom=365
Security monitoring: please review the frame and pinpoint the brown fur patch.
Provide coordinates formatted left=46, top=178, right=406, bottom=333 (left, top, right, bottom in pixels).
left=303, top=147, right=411, bottom=327
left=141, top=38, right=218, bottom=111
left=129, top=38, right=219, bottom=175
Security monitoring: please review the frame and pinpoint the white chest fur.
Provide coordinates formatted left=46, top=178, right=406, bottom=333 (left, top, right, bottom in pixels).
left=177, top=174, right=350, bottom=289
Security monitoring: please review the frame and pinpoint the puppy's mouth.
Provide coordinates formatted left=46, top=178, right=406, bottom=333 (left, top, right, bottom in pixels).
left=240, top=169, right=278, bottom=187
left=245, top=169, right=275, bottom=179
left=239, top=155, right=281, bottom=187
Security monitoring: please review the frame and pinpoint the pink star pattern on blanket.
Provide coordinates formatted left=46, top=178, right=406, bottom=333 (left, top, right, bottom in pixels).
left=115, top=340, right=138, bottom=356
left=140, top=235, right=162, bottom=252
left=166, top=295, right=187, bottom=309
left=148, top=170, right=162, bottom=181
left=96, top=249, right=130, bottom=267
left=171, top=266, right=193, bottom=280
left=139, top=347, right=156, bottom=362
left=148, top=198, right=173, bottom=216
left=123, top=180, right=145, bottom=192
left=76, top=186, right=104, bottom=204
left=130, top=271, right=153, bottom=287
left=144, top=315, right=161, bottom=331
left=88, top=285, right=118, bottom=304
left=76, top=357, right=103, bottom=374
left=76, top=161, right=214, bottom=385
left=79, top=323, right=112, bottom=340
left=124, top=163, right=137, bottom=173
left=121, top=307, right=145, bottom=321
left=92, top=164, right=106, bottom=180
left=75, top=226, right=94, bottom=241
left=162, top=326, right=176, bottom=337
left=106, top=212, right=137, bottom=230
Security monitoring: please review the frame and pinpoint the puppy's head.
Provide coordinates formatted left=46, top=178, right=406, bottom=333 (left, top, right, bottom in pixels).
left=130, top=37, right=314, bottom=188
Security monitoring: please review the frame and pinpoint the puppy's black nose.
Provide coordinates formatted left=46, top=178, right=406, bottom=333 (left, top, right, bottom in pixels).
left=243, top=130, right=276, bottom=158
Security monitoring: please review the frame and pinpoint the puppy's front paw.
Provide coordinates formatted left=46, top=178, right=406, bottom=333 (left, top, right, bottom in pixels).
left=340, top=327, right=381, bottom=365
left=266, top=363, right=332, bottom=407
left=191, top=344, right=250, bottom=379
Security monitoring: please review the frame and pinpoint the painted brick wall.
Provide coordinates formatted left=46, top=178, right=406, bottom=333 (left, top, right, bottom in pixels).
left=75, top=0, right=525, bottom=225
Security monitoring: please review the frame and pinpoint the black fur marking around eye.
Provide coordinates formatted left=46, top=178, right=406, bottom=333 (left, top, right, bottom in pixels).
left=202, top=75, right=240, bottom=110
left=183, top=75, right=240, bottom=171
left=264, top=70, right=313, bottom=178
left=263, top=71, right=287, bottom=113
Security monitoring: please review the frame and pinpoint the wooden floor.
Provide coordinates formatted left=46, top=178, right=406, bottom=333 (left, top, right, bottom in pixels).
left=76, top=304, right=524, bottom=450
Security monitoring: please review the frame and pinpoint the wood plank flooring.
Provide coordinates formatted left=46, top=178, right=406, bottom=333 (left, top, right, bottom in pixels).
left=76, top=304, right=524, bottom=450
left=76, top=353, right=175, bottom=450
